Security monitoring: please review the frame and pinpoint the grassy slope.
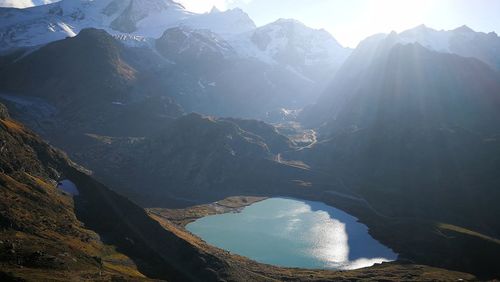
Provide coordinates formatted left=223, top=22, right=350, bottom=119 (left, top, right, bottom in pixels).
left=0, top=113, right=148, bottom=281
left=0, top=108, right=234, bottom=281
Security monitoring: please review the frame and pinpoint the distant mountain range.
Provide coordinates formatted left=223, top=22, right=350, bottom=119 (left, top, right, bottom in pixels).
left=0, top=0, right=251, bottom=49
left=0, top=0, right=352, bottom=120
left=0, top=0, right=349, bottom=77
left=0, top=27, right=345, bottom=123
left=304, top=27, right=500, bottom=131
left=394, top=24, right=500, bottom=71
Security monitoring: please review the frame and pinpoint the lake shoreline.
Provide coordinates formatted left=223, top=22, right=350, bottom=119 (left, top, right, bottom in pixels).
left=184, top=197, right=398, bottom=270
left=147, top=195, right=267, bottom=227
left=146, top=195, right=477, bottom=281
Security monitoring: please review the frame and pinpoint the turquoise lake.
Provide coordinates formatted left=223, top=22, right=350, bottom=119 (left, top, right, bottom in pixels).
left=186, top=197, right=397, bottom=270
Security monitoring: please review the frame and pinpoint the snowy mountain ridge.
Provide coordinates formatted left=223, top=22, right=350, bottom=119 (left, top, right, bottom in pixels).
left=0, top=0, right=256, bottom=52
left=0, top=0, right=59, bottom=8
left=0, top=0, right=352, bottom=80
left=228, top=18, right=352, bottom=79
left=384, top=24, right=500, bottom=70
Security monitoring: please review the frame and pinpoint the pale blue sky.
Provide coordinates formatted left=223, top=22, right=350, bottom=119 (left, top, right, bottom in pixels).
left=179, top=0, right=500, bottom=48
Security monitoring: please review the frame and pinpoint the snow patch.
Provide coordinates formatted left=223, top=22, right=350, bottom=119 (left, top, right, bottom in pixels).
left=57, top=21, right=76, bottom=37
left=113, top=34, right=149, bottom=47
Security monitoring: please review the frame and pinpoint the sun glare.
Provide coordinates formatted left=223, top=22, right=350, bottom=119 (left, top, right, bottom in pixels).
left=367, top=0, right=433, bottom=30
left=345, top=0, right=433, bottom=46
left=331, top=0, right=436, bottom=47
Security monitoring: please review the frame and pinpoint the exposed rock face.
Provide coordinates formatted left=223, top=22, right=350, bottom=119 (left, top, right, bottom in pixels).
left=0, top=103, right=8, bottom=119
left=156, top=27, right=236, bottom=72
left=109, top=0, right=182, bottom=33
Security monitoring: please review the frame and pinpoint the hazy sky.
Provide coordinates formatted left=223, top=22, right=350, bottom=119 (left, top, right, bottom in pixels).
left=178, top=0, right=500, bottom=47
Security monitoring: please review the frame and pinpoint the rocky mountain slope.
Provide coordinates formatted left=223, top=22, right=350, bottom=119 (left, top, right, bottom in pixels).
left=0, top=28, right=183, bottom=148
left=0, top=24, right=321, bottom=207
left=306, top=38, right=500, bottom=134
left=0, top=103, right=169, bottom=280
left=298, top=35, right=500, bottom=255
left=291, top=35, right=500, bottom=277
left=0, top=28, right=136, bottom=106
left=71, top=113, right=317, bottom=207
left=153, top=25, right=326, bottom=117
left=0, top=26, right=335, bottom=127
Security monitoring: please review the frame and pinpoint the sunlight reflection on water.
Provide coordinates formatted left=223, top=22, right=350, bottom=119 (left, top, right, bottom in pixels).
left=187, top=197, right=397, bottom=269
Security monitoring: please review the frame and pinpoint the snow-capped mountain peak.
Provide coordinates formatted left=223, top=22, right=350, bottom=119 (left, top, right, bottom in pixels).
left=353, top=24, right=500, bottom=72
left=184, top=7, right=255, bottom=38
left=0, top=0, right=257, bottom=52
left=398, top=24, right=452, bottom=52
left=224, top=18, right=351, bottom=82
left=248, top=18, right=350, bottom=67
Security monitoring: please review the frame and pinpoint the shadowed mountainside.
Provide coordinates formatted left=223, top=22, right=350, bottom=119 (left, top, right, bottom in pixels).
left=72, top=113, right=318, bottom=207
left=294, top=42, right=500, bottom=278
left=300, top=42, right=500, bottom=231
